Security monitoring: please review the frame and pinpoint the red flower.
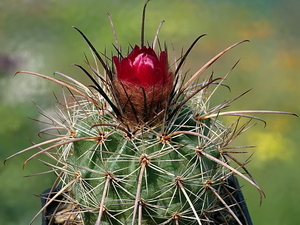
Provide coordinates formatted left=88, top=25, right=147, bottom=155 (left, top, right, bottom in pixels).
left=113, top=45, right=170, bottom=87
left=112, top=45, right=173, bottom=125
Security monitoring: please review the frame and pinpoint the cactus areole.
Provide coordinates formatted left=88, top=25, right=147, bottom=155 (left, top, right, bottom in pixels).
left=5, top=1, right=296, bottom=225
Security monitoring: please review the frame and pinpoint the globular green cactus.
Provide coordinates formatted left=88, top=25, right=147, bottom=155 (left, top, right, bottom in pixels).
left=5, top=1, right=296, bottom=225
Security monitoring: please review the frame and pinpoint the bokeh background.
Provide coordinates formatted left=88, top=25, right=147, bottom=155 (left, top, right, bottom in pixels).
left=1, top=0, right=299, bottom=224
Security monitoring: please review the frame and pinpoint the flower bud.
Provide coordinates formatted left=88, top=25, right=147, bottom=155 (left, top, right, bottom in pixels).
left=113, top=45, right=173, bottom=126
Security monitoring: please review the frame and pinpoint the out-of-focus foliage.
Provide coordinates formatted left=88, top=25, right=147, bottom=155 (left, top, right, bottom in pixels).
left=0, top=0, right=299, bottom=224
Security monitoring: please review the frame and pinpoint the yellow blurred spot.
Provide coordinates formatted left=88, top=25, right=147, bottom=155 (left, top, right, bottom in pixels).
left=247, top=131, right=294, bottom=161
left=274, top=49, right=300, bottom=69
left=239, top=20, right=275, bottom=39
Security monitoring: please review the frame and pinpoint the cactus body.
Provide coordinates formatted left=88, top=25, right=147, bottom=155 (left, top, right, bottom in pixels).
left=5, top=2, right=296, bottom=225
left=68, top=101, right=220, bottom=224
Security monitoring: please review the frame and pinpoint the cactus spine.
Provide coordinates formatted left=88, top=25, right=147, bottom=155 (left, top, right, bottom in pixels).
left=5, top=1, right=296, bottom=225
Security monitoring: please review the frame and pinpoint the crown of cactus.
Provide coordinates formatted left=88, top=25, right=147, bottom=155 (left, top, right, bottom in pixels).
left=5, top=1, right=296, bottom=225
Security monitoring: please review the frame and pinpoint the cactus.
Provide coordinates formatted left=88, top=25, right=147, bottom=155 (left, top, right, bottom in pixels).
left=5, top=1, right=296, bottom=225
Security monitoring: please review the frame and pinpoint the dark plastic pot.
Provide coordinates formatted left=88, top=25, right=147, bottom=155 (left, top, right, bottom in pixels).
left=210, top=175, right=253, bottom=225
left=40, top=186, right=63, bottom=225
left=229, top=176, right=253, bottom=225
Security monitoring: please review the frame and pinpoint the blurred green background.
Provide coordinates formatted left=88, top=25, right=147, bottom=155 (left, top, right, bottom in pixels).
left=0, top=0, right=299, bottom=224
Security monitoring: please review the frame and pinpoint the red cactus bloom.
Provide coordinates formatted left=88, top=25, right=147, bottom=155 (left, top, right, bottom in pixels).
left=113, top=45, right=170, bottom=87
left=112, top=45, right=173, bottom=125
